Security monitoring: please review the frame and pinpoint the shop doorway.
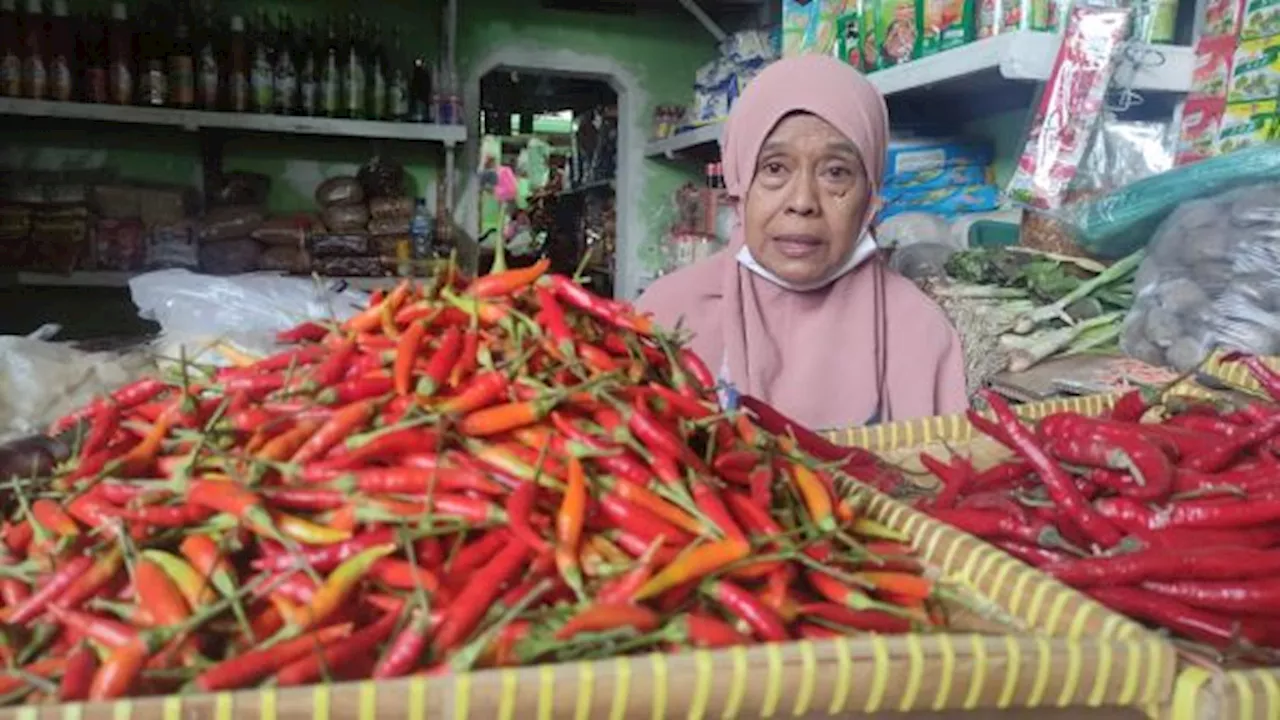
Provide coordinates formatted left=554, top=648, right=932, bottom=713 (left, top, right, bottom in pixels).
left=461, top=49, right=641, bottom=299
left=476, top=69, right=618, bottom=296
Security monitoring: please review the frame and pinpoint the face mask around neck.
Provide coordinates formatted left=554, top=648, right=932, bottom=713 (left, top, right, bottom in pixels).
left=736, top=233, right=878, bottom=292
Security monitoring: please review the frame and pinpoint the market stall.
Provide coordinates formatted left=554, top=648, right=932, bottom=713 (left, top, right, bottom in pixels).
left=6, top=0, right=1280, bottom=717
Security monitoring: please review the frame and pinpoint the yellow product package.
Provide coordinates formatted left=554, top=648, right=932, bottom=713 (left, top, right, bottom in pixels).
left=1215, top=99, right=1277, bottom=154
left=1228, top=36, right=1280, bottom=103
left=920, top=0, right=975, bottom=55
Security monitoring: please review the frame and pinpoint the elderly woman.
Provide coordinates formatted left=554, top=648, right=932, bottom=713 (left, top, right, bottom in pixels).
left=638, top=55, right=966, bottom=430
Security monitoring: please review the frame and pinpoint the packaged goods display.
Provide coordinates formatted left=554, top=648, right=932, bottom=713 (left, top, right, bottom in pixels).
left=0, top=264, right=966, bottom=702
left=0, top=1, right=459, bottom=124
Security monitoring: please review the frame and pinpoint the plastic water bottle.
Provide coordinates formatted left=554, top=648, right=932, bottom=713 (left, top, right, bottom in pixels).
left=409, top=198, right=432, bottom=259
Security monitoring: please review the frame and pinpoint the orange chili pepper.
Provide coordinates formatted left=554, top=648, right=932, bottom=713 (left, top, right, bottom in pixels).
left=554, top=602, right=660, bottom=640
left=613, top=481, right=704, bottom=536
left=344, top=280, right=411, bottom=334
left=394, top=321, right=428, bottom=396
left=31, top=498, right=79, bottom=538
left=633, top=539, right=749, bottom=601
left=468, top=257, right=552, bottom=298
left=457, top=400, right=545, bottom=437
left=855, top=571, right=933, bottom=601
left=790, top=463, right=836, bottom=531
left=134, top=559, right=191, bottom=627
left=556, top=456, right=588, bottom=597
left=297, top=544, right=395, bottom=629
left=141, top=550, right=214, bottom=609
left=114, top=404, right=178, bottom=476
left=255, top=420, right=320, bottom=463
left=290, top=399, right=377, bottom=464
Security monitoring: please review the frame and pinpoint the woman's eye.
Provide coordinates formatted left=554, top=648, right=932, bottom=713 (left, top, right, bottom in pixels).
left=761, top=162, right=786, bottom=175
left=825, top=165, right=854, bottom=180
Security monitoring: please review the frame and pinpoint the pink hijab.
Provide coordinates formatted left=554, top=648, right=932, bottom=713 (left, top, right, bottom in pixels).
left=638, top=55, right=967, bottom=430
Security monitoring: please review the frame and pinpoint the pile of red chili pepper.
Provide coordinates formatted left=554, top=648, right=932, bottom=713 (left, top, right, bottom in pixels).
left=919, top=356, right=1280, bottom=663
left=0, top=260, right=943, bottom=703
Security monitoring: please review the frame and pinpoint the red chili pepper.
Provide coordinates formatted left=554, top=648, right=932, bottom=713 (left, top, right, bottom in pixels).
left=436, top=371, right=508, bottom=416
left=534, top=286, right=575, bottom=356
left=1091, top=586, right=1268, bottom=652
left=555, top=602, right=661, bottom=640
left=49, top=607, right=137, bottom=648
left=692, top=483, right=747, bottom=543
left=9, top=554, right=94, bottom=625
left=316, top=375, right=395, bottom=406
left=797, top=602, right=914, bottom=633
left=1095, top=495, right=1280, bottom=531
left=677, top=348, right=715, bottom=391
left=1183, top=412, right=1280, bottom=473
left=195, top=624, right=353, bottom=691
left=373, top=606, right=436, bottom=678
left=253, top=528, right=397, bottom=573
left=58, top=644, right=99, bottom=702
left=275, top=611, right=398, bottom=687
left=627, top=395, right=707, bottom=474
left=416, top=326, right=464, bottom=397
left=599, top=493, right=694, bottom=548
left=446, top=530, right=512, bottom=578
left=975, top=393, right=1122, bottom=549
left=930, top=507, right=1072, bottom=549
left=706, top=579, right=789, bottom=642
left=1223, top=352, right=1280, bottom=402
left=276, top=321, right=329, bottom=344
left=262, top=487, right=347, bottom=512
left=290, top=399, right=377, bottom=463
left=51, top=377, right=169, bottom=435
left=434, top=541, right=530, bottom=652
left=506, top=481, right=551, bottom=554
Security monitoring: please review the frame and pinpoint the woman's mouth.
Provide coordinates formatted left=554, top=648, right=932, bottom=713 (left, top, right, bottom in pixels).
left=771, top=235, right=825, bottom=259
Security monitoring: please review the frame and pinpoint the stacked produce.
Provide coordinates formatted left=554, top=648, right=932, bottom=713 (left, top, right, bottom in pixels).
left=919, top=247, right=1140, bottom=390
left=0, top=260, right=942, bottom=703
left=914, top=363, right=1280, bottom=662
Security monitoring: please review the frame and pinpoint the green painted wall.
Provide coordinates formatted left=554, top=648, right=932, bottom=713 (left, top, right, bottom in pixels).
left=1, top=1, right=710, bottom=287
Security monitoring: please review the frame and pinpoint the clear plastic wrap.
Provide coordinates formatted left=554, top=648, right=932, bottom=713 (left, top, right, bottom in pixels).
left=128, top=269, right=367, bottom=361
left=1120, top=181, right=1280, bottom=370
left=1060, top=143, right=1280, bottom=258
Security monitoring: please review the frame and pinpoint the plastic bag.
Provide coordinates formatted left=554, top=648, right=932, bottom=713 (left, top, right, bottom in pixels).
left=199, top=206, right=265, bottom=243
left=1062, top=143, right=1280, bottom=259
left=199, top=238, right=263, bottom=275
left=1120, top=181, right=1280, bottom=370
left=321, top=204, right=370, bottom=232
left=315, top=176, right=364, bottom=207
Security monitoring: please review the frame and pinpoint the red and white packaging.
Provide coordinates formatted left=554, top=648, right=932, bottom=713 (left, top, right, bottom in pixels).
left=1174, top=96, right=1227, bottom=165
left=1006, top=3, right=1132, bottom=211
left=1190, top=34, right=1239, bottom=98
left=1200, top=0, right=1246, bottom=37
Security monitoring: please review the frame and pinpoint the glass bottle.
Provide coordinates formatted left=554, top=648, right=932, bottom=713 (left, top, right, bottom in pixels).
left=366, top=21, right=386, bottom=121
left=47, top=0, right=71, bottom=101
left=250, top=9, right=273, bottom=113
left=342, top=13, right=365, bottom=119
left=80, top=7, right=109, bottom=102
left=320, top=16, right=339, bottom=117
left=195, top=0, right=220, bottom=111
left=409, top=53, right=429, bottom=123
left=139, top=2, right=167, bottom=106
left=106, top=1, right=132, bottom=105
left=298, top=18, right=317, bottom=116
left=21, top=0, right=46, bottom=100
left=273, top=10, right=295, bottom=114
left=0, top=0, right=18, bottom=97
left=228, top=14, right=248, bottom=112
left=169, top=1, right=195, bottom=108
left=388, top=27, right=408, bottom=121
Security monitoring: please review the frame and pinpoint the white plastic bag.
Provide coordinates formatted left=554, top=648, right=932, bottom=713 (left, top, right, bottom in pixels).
left=1120, top=182, right=1280, bottom=370
left=128, top=269, right=368, bottom=362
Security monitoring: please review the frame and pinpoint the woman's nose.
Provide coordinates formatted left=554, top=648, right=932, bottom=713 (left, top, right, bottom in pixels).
left=785, top=172, right=820, bottom=216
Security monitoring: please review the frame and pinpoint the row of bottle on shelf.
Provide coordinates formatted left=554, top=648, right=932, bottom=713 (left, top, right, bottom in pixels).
left=0, top=0, right=463, bottom=124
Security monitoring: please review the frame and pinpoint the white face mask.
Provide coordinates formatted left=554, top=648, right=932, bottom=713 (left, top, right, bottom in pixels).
left=735, top=232, right=878, bottom=292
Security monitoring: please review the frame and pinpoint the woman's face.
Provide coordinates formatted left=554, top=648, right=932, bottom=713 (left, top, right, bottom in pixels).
left=743, top=113, right=873, bottom=286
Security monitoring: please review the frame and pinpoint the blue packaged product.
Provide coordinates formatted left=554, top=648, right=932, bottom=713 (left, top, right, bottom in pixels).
left=880, top=184, right=1002, bottom=219
left=882, top=165, right=991, bottom=192
left=884, top=140, right=994, bottom=175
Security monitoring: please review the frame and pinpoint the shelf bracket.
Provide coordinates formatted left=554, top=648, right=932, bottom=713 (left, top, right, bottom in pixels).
left=676, top=0, right=727, bottom=43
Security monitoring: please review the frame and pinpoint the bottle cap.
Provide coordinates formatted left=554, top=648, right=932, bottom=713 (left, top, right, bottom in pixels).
left=111, top=1, right=126, bottom=20
left=231, top=15, right=244, bottom=32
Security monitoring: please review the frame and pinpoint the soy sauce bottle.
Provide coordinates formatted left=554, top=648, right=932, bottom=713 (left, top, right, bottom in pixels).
left=21, top=0, right=47, bottom=100
left=249, top=9, right=273, bottom=113
left=47, top=0, right=71, bottom=101
left=341, top=14, right=365, bottom=119
left=0, top=0, right=19, bottom=97
left=320, top=16, right=339, bottom=117
left=298, top=18, right=318, bottom=116
left=106, top=1, right=133, bottom=105
left=169, top=2, right=196, bottom=109
left=195, top=0, right=221, bottom=111
left=273, top=11, right=296, bottom=115
left=228, top=14, right=248, bottom=112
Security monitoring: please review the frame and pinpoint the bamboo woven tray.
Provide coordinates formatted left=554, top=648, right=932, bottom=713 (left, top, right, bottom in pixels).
left=0, top=454, right=1173, bottom=720
left=822, top=392, right=1278, bottom=720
